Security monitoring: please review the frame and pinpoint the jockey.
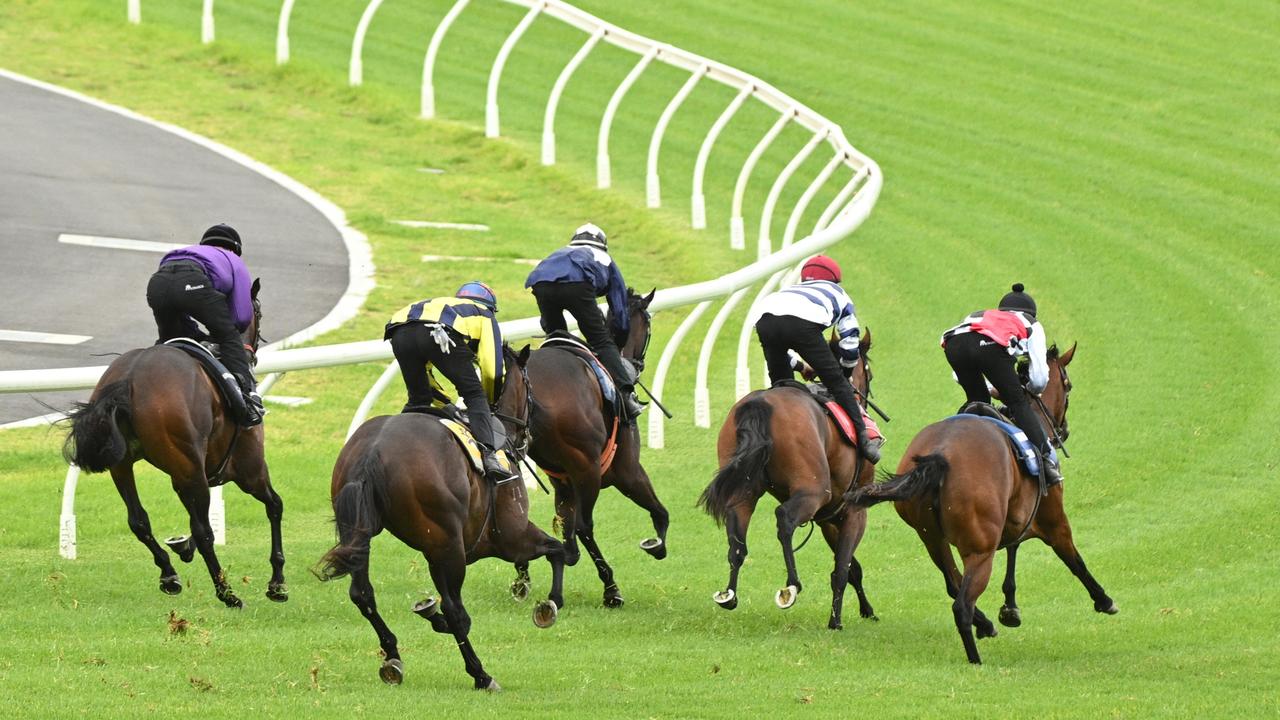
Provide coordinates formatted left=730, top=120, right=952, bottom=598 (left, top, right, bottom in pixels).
left=940, top=283, right=1061, bottom=483
left=525, top=223, right=645, bottom=421
left=753, top=255, right=881, bottom=463
left=384, top=282, right=518, bottom=484
left=146, top=224, right=263, bottom=427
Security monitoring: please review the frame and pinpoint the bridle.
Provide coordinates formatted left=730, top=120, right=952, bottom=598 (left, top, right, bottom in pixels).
left=243, top=295, right=264, bottom=366
left=1031, top=359, right=1071, bottom=453
left=623, top=300, right=653, bottom=374
left=492, top=346, right=533, bottom=461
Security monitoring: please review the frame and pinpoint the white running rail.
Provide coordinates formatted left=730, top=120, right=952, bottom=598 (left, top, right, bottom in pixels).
left=15, top=0, right=882, bottom=558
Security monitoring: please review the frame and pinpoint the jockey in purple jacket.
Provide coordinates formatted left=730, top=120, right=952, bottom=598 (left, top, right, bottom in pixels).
left=146, top=224, right=263, bottom=426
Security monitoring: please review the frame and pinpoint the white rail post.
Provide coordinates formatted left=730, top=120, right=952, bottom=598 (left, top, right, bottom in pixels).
left=202, top=0, right=215, bottom=44
left=647, top=300, right=712, bottom=449
left=348, top=360, right=401, bottom=439
left=421, top=0, right=472, bottom=118
left=691, top=85, right=753, bottom=230
left=730, top=108, right=794, bottom=250
left=815, top=167, right=868, bottom=232
left=59, top=464, right=80, bottom=559
left=757, top=129, right=828, bottom=260
left=276, top=0, right=296, bottom=65
left=782, top=150, right=844, bottom=247
left=487, top=2, right=544, bottom=138
left=349, top=0, right=386, bottom=87
left=646, top=65, right=705, bottom=207
left=598, top=47, right=658, bottom=188
left=542, top=28, right=604, bottom=165
left=128, top=0, right=140, bottom=24
left=694, top=287, right=751, bottom=428
left=210, top=486, right=226, bottom=545
left=734, top=270, right=786, bottom=398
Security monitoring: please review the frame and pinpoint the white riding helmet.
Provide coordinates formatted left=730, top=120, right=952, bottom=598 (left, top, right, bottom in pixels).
left=569, top=223, right=607, bottom=250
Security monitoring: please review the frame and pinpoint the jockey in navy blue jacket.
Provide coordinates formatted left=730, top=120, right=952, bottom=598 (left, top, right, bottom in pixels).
left=525, top=223, right=644, bottom=420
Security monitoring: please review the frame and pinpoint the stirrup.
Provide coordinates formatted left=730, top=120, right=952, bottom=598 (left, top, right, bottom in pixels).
left=623, top=391, right=646, bottom=420
left=482, top=453, right=518, bottom=485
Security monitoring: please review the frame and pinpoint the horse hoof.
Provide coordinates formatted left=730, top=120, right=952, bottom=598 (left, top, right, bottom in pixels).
left=713, top=589, right=737, bottom=610
left=266, top=583, right=289, bottom=603
left=775, top=585, right=799, bottom=610
left=221, top=593, right=244, bottom=609
left=533, top=600, right=558, bottom=628
left=828, top=619, right=843, bottom=631
left=999, top=606, right=1022, bottom=627
left=510, top=580, right=531, bottom=602
left=478, top=678, right=501, bottom=693
left=603, top=591, right=625, bottom=609
left=379, top=659, right=404, bottom=685
left=164, top=536, right=195, bottom=563
left=159, top=575, right=183, bottom=595
left=976, top=623, right=998, bottom=639
left=639, top=538, right=667, bottom=560
left=412, top=597, right=439, bottom=619
left=1098, top=600, right=1119, bottom=615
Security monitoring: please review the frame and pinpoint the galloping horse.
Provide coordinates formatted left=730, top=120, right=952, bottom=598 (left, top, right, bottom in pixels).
left=63, top=279, right=284, bottom=607
left=318, top=345, right=563, bottom=691
left=526, top=289, right=668, bottom=607
left=699, top=331, right=878, bottom=629
left=850, top=343, right=1117, bottom=664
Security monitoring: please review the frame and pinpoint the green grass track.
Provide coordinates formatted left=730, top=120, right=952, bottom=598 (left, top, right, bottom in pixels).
left=0, top=0, right=1277, bottom=717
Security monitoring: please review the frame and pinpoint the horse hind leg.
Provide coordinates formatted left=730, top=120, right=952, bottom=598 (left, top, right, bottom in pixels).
left=428, top=546, right=497, bottom=691
left=349, top=564, right=403, bottom=684
left=110, top=464, right=182, bottom=595
left=953, top=550, right=997, bottom=664
left=823, top=509, right=875, bottom=629
left=714, top=497, right=758, bottom=611
left=174, top=476, right=241, bottom=608
left=774, top=491, right=825, bottom=610
left=551, top=478, right=580, bottom=567
left=919, top=529, right=997, bottom=639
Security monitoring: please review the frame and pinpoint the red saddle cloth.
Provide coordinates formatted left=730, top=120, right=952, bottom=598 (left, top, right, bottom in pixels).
left=824, top=402, right=883, bottom=448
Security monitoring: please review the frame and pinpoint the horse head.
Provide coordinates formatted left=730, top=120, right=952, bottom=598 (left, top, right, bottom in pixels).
left=619, top=287, right=656, bottom=373
left=496, top=343, right=534, bottom=458
left=1041, top=342, right=1075, bottom=443
left=245, top=278, right=264, bottom=365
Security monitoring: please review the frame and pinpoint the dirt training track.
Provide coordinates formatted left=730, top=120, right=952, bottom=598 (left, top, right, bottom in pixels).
left=0, top=75, right=350, bottom=424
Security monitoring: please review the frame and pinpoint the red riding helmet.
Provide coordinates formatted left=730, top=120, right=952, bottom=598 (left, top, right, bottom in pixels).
left=800, top=255, right=842, bottom=282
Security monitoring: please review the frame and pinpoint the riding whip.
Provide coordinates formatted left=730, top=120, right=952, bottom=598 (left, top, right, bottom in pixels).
left=635, top=379, right=674, bottom=418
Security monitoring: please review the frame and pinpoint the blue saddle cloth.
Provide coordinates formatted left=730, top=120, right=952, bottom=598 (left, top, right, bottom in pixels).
left=540, top=332, right=618, bottom=407
left=945, top=413, right=1041, bottom=477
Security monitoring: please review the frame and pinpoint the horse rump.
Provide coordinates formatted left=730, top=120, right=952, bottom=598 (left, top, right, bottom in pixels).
left=62, top=380, right=132, bottom=473
left=699, top=398, right=775, bottom=526
left=848, top=453, right=949, bottom=507
left=316, top=451, right=391, bottom=581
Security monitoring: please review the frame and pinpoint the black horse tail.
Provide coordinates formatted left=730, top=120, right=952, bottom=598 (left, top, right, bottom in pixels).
left=62, top=380, right=133, bottom=473
left=316, top=451, right=390, bottom=581
left=699, top=398, right=774, bottom=526
left=848, top=453, right=949, bottom=508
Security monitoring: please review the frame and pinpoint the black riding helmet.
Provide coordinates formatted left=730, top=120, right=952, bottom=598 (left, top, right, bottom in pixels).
left=200, top=223, right=243, bottom=256
left=998, top=282, right=1036, bottom=317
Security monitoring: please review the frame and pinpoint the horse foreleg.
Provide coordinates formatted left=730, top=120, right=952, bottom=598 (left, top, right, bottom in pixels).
left=110, top=464, right=181, bottom=595
left=551, top=478, right=580, bottom=567
left=609, top=446, right=669, bottom=560
left=954, top=550, right=997, bottom=664
left=574, top=480, right=622, bottom=608
left=175, top=479, right=241, bottom=608
left=999, top=544, right=1022, bottom=627
left=428, top=546, right=497, bottom=691
left=242, top=470, right=287, bottom=602
left=774, top=492, right=824, bottom=610
left=1037, top=492, right=1118, bottom=615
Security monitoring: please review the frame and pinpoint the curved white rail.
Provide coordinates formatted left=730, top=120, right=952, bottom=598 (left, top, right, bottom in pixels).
left=202, top=0, right=215, bottom=44
left=349, top=0, right=386, bottom=87
left=730, top=109, right=794, bottom=250
left=691, top=85, right=753, bottom=230
left=128, top=0, right=140, bottom=24
left=420, top=0, right=471, bottom=118
left=486, top=2, right=544, bottom=137
left=646, top=65, right=705, bottom=207
left=597, top=47, right=658, bottom=188
left=276, top=0, right=296, bottom=65
left=541, top=28, right=604, bottom=165
left=693, top=286, right=751, bottom=428
left=647, top=301, right=712, bottom=449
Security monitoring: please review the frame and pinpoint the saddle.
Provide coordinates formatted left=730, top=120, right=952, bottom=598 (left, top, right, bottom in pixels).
left=537, top=331, right=622, bottom=481
left=771, top=379, right=883, bottom=449
left=164, top=338, right=251, bottom=425
left=950, top=402, right=1052, bottom=485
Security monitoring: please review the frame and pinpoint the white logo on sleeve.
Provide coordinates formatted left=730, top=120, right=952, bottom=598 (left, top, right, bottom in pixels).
left=184, top=284, right=206, bottom=291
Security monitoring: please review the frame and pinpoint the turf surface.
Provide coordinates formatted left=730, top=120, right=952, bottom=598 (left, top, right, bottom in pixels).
left=1, top=0, right=1277, bottom=717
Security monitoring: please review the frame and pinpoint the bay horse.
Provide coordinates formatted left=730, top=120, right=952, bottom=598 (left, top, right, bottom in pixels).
left=318, top=345, right=564, bottom=691
left=699, top=331, right=878, bottom=629
left=62, top=279, right=284, bottom=607
left=526, top=288, right=668, bottom=608
left=850, top=343, right=1117, bottom=664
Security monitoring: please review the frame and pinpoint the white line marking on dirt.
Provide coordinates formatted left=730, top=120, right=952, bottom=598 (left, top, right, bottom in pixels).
left=417, top=167, right=445, bottom=174
left=422, top=254, right=539, bottom=266
left=263, top=395, right=313, bottom=407
left=58, top=233, right=183, bottom=253
left=0, top=411, right=68, bottom=431
left=394, top=220, right=490, bottom=231
left=0, top=329, right=92, bottom=345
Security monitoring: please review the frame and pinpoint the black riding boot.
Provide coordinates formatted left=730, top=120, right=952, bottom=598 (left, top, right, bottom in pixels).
left=1042, top=446, right=1063, bottom=485
left=621, top=385, right=646, bottom=421
left=236, top=374, right=264, bottom=427
left=481, top=444, right=518, bottom=484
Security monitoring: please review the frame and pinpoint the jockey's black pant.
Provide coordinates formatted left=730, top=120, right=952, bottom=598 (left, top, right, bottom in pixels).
left=389, top=323, right=498, bottom=450
left=147, top=261, right=255, bottom=393
left=755, top=313, right=868, bottom=439
left=531, top=281, right=633, bottom=390
left=943, top=331, right=1050, bottom=453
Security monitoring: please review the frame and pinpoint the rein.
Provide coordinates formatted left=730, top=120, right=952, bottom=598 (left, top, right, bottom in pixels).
left=467, top=348, right=534, bottom=556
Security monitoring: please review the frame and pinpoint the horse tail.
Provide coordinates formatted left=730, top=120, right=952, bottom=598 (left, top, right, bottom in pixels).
left=316, top=451, right=390, bottom=581
left=699, top=398, right=774, bottom=526
left=848, top=453, right=949, bottom=508
left=62, top=380, right=133, bottom=473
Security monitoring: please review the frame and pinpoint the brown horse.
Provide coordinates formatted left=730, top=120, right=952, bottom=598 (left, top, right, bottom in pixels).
left=526, top=289, right=667, bottom=607
left=850, top=343, right=1117, bottom=664
left=62, top=279, right=284, bottom=607
left=318, top=345, right=563, bottom=691
left=698, top=331, right=878, bottom=629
